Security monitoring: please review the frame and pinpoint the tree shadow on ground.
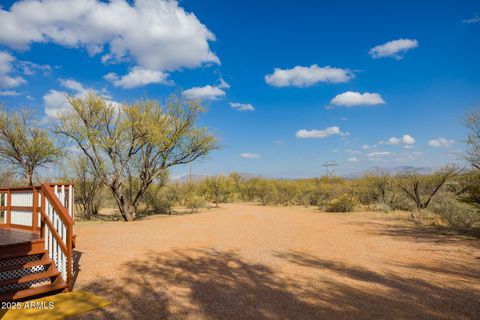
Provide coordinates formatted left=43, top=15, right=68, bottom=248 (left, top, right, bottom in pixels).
left=74, top=248, right=479, bottom=320
left=275, top=250, right=480, bottom=320
left=344, top=219, right=480, bottom=248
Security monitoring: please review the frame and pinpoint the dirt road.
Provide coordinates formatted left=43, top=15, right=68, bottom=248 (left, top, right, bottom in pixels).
left=72, top=204, right=480, bottom=319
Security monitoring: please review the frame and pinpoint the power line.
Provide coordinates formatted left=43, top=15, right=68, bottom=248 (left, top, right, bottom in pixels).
left=322, top=161, right=338, bottom=177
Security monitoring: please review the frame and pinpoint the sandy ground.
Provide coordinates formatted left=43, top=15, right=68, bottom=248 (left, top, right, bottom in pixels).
left=71, top=204, right=480, bottom=320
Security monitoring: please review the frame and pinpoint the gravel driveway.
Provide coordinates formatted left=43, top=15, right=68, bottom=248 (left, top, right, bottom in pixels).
left=72, top=203, right=480, bottom=320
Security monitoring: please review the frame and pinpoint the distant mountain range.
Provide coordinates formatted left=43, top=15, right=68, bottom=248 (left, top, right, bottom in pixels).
left=171, top=172, right=266, bottom=182
left=170, top=166, right=435, bottom=182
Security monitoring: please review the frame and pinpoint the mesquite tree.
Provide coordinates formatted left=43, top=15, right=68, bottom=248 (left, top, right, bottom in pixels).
left=397, top=166, right=458, bottom=210
left=0, top=107, right=61, bottom=185
left=57, top=92, right=217, bottom=221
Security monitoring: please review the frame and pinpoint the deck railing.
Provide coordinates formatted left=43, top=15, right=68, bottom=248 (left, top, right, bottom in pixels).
left=0, top=183, right=74, bottom=290
left=0, top=184, right=73, bottom=230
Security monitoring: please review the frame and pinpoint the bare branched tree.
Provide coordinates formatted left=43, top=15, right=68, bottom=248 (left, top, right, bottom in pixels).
left=57, top=92, right=217, bottom=221
left=397, top=166, right=458, bottom=210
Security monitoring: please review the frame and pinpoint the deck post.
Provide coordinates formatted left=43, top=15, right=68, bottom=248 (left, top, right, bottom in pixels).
left=40, top=189, right=45, bottom=240
left=32, top=187, right=38, bottom=232
left=6, top=190, right=11, bottom=226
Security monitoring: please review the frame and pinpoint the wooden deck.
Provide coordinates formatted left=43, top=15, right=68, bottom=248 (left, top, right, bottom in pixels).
left=0, top=227, right=40, bottom=247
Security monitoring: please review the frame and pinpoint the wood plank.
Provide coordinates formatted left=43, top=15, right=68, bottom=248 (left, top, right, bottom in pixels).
left=0, top=256, right=52, bottom=273
left=0, top=228, right=40, bottom=246
left=0, top=269, right=59, bottom=287
left=0, top=281, right=67, bottom=302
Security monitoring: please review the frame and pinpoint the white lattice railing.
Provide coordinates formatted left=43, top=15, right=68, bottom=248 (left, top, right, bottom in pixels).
left=0, top=184, right=74, bottom=229
left=0, top=183, right=75, bottom=290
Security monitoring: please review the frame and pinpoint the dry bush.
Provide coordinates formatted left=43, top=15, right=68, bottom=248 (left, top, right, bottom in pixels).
left=326, top=193, right=358, bottom=212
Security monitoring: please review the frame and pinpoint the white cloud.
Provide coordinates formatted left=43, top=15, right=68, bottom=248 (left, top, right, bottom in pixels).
left=59, top=78, right=87, bottom=94
left=230, top=102, right=254, bottom=111
left=428, top=138, right=455, bottom=148
left=218, top=78, right=230, bottom=89
left=331, top=91, right=385, bottom=107
left=0, top=90, right=21, bottom=96
left=182, top=85, right=225, bottom=100
left=369, top=38, right=419, bottom=59
left=0, top=0, right=219, bottom=73
left=265, top=65, right=354, bottom=87
left=348, top=157, right=358, bottom=162
left=17, top=60, right=51, bottom=76
left=104, top=67, right=170, bottom=89
left=388, top=137, right=401, bottom=145
left=296, top=126, right=346, bottom=139
left=402, top=134, right=415, bottom=145
left=388, top=134, right=416, bottom=145
left=367, top=151, right=391, bottom=157
left=0, top=51, right=26, bottom=88
left=362, top=144, right=370, bottom=150
left=44, top=78, right=117, bottom=121
left=240, top=153, right=260, bottom=159
left=463, top=14, right=480, bottom=24
left=43, top=89, right=70, bottom=120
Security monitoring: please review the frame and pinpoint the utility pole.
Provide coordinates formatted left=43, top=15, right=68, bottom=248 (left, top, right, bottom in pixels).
left=189, top=162, right=192, bottom=183
left=322, top=161, right=338, bottom=177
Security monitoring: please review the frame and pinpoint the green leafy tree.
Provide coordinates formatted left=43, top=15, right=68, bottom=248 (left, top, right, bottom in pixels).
left=202, top=175, right=231, bottom=207
left=0, top=107, right=61, bottom=185
left=57, top=92, right=217, bottom=221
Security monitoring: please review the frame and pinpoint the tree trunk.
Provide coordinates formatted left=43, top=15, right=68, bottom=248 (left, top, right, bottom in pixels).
left=120, top=202, right=136, bottom=221
left=25, top=170, right=33, bottom=186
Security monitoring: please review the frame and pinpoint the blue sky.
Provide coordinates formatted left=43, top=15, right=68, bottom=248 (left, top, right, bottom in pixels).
left=0, top=0, right=479, bottom=178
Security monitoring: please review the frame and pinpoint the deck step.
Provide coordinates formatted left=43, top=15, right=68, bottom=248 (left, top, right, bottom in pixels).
left=0, top=269, right=59, bottom=287
left=0, top=256, right=52, bottom=273
left=0, top=246, right=46, bottom=260
left=0, top=280, right=67, bottom=302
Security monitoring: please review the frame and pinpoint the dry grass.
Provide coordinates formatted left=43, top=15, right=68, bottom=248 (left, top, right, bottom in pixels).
left=71, top=203, right=480, bottom=320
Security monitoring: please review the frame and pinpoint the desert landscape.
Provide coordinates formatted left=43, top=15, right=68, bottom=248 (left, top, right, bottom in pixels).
left=0, top=1, right=479, bottom=319
left=71, top=204, right=480, bottom=319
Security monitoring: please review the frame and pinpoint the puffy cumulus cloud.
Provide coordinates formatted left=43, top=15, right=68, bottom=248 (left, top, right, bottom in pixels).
left=296, top=126, right=347, bottom=139
left=265, top=65, right=354, bottom=87
left=330, top=91, right=385, bottom=107
left=0, top=0, right=219, bottom=77
left=388, top=134, right=416, bottom=145
left=182, top=79, right=230, bottom=100
left=43, top=89, right=70, bottom=121
left=240, top=153, right=260, bottom=159
left=182, top=85, right=225, bottom=100
left=428, top=138, right=455, bottom=148
left=0, top=51, right=26, bottom=88
left=230, top=102, right=254, bottom=111
left=44, top=78, right=117, bottom=121
left=369, top=39, right=419, bottom=59
left=104, top=67, right=170, bottom=89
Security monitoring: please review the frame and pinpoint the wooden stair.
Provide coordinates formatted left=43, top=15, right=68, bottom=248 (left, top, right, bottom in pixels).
left=0, top=239, right=68, bottom=302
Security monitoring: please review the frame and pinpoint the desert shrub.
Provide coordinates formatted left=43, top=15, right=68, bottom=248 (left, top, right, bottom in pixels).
left=326, top=193, right=358, bottom=212
left=431, top=196, right=480, bottom=227
left=185, top=195, right=206, bottom=213
left=201, top=175, right=232, bottom=207
left=143, top=184, right=177, bottom=214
